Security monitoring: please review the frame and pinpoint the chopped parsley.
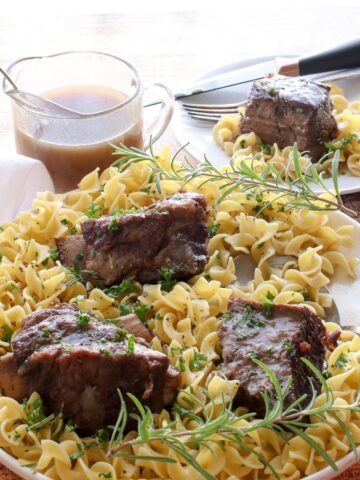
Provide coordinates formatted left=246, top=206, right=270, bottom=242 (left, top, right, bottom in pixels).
left=99, top=473, right=112, bottom=479
left=113, top=328, right=127, bottom=342
left=332, top=352, right=349, bottom=369
left=13, top=430, right=21, bottom=441
left=70, top=226, right=77, bottom=235
left=189, top=351, right=208, bottom=371
left=240, top=139, right=246, bottom=149
left=108, top=218, right=118, bottom=232
left=41, top=327, right=51, bottom=338
left=283, top=339, right=297, bottom=357
left=126, top=334, right=135, bottom=355
left=69, top=443, right=85, bottom=461
left=302, top=291, right=311, bottom=301
left=208, top=223, right=220, bottom=238
left=260, top=143, right=271, bottom=155
left=7, top=282, right=19, bottom=292
left=102, top=279, right=136, bottom=299
left=261, top=291, right=275, bottom=318
left=247, top=350, right=258, bottom=359
left=159, top=267, right=177, bottom=292
left=24, top=398, right=46, bottom=425
left=325, top=133, right=360, bottom=152
left=60, top=218, right=69, bottom=225
left=86, top=202, right=104, bottom=218
left=239, top=304, right=265, bottom=328
left=76, top=311, right=91, bottom=329
left=119, top=303, right=132, bottom=316
left=95, top=429, right=110, bottom=447
left=178, top=357, right=186, bottom=372
left=49, top=247, right=60, bottom=261
left=66, top=420, right=77, bottom=432
left=111, top=207, right=138, bottom=217
left=99, top=348, right=111, bottom=356
left=0, top=324, right=13, bottom=343
left=134, top=303, right=151, bottom=323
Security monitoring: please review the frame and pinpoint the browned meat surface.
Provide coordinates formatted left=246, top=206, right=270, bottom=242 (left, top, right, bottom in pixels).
left=0, top=353, right=28, bottom=400
left=218, top=300, right=328, bottom=415
left=56, top=235, right=86, bottom=270
left=116, top=313, right=152, bottom=343
left=56, top=192, right=209, bottom=287
left=2, top=304, right=180, bottom=433
left=240, top=75, right=337, bottom=161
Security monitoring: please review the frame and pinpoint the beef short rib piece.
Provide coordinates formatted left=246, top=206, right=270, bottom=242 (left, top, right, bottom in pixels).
left=240, top=75, right=337, bottom=161
left=218, top=300, right=328, bottom=415
left=0, top=304, right=180, bottom=433
left=56, top=192, right=209, bottom=286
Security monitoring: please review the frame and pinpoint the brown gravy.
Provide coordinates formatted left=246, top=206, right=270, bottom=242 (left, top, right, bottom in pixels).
left=14, top=85, right=143, bottom=192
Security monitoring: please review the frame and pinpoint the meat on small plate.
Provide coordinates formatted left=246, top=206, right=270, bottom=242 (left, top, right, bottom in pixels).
left=218, top=300, right=333, bottom=415
left=0, top=304, right=180, bottom=433
left=240, top=75, right=337, bottom=161
left=56, top=191, right=209, bottom=287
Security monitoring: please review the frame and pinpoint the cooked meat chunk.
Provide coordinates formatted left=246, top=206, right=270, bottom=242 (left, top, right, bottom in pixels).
left=56, top=192, right=209, bottom=287
left=1, top=304, right=180, bottom=433
left=218, top=300, right=328, bottom=415
left=0, top=353, right=28, bottom=400
left=56, top=235, right=86, bottom=270
left=240, top=75, right=337, bottom=161
left=115, top=313, right=152, bottom=343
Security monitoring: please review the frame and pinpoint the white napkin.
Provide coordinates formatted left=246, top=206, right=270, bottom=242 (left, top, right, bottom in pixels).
left=0, top=154, right=54, bottom=223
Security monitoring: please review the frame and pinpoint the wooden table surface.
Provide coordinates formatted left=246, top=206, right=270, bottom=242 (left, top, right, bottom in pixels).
left=0, top=7, right=360, bottom=480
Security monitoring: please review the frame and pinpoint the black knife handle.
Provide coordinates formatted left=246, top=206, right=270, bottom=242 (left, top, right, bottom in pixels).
left=299, top=38, right=360, bottom=75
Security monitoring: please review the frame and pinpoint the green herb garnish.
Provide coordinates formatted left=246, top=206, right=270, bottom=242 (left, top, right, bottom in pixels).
left=113, top=328, right=127, bottom=342
left=261, top=292, right=275, bottom=318
left=282, top=339, right=297, bottom=357
left=260, top=143, right=271, bottom=155
left=332, top=352, right=349, bottom=369
left=86, top=202, right=104, bottom=218
left=134, top=303, right=151, bottom=323
left=108, top=218, right=119, bottom=232
left=77, top=311, right=91, bottom=329
left=111, top=207, right=138, bottom=217
left=325, top=133, right=360, bottom=152
left=41, top=327, right=51, bottom=338
left=0, top=324, right=13, bottom=343
left=126, top=334, right=135, bottom=355
left=208, top=223, right=220, bottom=238
left=189, top=351, right=208, bottom=371
left=159, top=267, right=177, bottom=292
left=110, top=143, right=356, bottom=217
left=103, top=279, right=136, bottom=299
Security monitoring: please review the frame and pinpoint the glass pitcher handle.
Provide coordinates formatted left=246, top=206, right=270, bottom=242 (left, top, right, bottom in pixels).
left=143, top=83, right=174, bottom=149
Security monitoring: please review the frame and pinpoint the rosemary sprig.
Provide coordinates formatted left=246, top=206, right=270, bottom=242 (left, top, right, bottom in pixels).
left=112, top=143, right=356, bottom=217
left=108, top=359, right=360, bottom=480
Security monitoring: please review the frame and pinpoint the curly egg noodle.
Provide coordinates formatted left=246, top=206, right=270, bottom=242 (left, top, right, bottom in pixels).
left=0, top=148, right=359, bottom=480
left=213, top=84, right=360, bottom=177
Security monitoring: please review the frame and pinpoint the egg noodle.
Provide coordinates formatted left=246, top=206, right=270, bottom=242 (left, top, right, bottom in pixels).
left=0, top=146, right=359, bottom=480
left=213, top=84, right=360, bottom=177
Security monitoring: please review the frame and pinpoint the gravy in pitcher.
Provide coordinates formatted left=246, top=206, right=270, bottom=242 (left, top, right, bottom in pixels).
left=14, top=85, right=144, bottom=192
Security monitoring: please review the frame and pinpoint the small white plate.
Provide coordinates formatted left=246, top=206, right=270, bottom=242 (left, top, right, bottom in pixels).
left=171, top=57, right=360, bottom=194
left=0, top=207, right=360, bottom=479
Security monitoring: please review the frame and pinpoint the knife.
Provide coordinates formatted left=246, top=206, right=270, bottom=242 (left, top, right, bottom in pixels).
left=145, top=38, right=360, bottom=107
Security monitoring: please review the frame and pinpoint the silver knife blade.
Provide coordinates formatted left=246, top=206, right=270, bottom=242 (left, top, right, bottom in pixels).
left=175, top=58, right=276, bottom=103
left=144, top=58, right=277, bottom=108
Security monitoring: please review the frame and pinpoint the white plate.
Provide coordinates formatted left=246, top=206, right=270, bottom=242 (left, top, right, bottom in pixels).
left=172, top=57, right=360, bottom=194
left=0, top=208, right=359, bottom=479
